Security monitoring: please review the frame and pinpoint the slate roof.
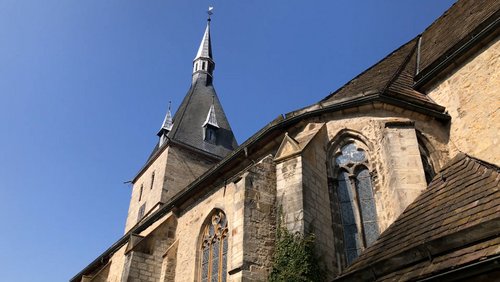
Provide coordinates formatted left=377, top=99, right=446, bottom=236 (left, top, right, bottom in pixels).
left=334, top=153, right=500, bottom=281
left=167, top=73, right=238, bottom=158
left=195, top=22, right=213, bottom=60
left=157, top=104, right=173, bottom=135
left=145, top=20, right=237, bottom=163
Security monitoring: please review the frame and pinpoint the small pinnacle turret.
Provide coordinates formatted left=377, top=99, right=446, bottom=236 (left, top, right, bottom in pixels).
left=157, top=101, right=173, bottom=146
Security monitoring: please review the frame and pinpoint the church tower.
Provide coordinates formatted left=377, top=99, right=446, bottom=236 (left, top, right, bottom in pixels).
left=124, top=14, right=238, bottom=232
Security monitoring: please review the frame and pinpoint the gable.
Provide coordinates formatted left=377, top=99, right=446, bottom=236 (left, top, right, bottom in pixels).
left=274, top=133, right=302, bottom=162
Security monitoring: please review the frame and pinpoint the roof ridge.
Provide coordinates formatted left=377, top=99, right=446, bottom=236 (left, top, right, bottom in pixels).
left=459, top=152, right=500, bottom=172
left=168, top=80, right=199, bottom=141
left=382, top=38, right=419, bottom=94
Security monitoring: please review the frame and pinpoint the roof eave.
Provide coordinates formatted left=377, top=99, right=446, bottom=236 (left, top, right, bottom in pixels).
left=333, top=218, right=500, bottom=282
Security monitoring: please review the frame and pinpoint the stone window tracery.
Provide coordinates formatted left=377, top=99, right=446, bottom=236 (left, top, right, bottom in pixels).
left=199, top=210, right=228, bottom=282
left=334, top=143, right=379, bottom=265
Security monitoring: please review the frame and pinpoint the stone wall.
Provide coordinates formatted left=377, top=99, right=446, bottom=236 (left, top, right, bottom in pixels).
left=125, top=147, right=170, bottom=232
left=162, top=145, right=216, bottom=203
left=125, top=144, right=216, bottom=232
left=427, top=38, right=500, bottom=165
left=301, top=126, right=337, bottom=279
left=121, top=216, right=177, bottom=282
left=275, top=156, right=304, bottom=233
left=86, top=261, right=110, bottom=282
left=124, top=251, right=161, bottom=281
left=159, top=240, right=178, bottom=281
left=240, top=155, right=277, bottom=281
left=163, top=155, right=276, bottom=281
left=323, top=110, right=447, bottom=231
left=107, top=245, right=127, bottom=282
left=272, top=109, right=444, bottom=274
left=172, top=182, right=239, bottom=281
left=378, top=121, right=428, bottom=230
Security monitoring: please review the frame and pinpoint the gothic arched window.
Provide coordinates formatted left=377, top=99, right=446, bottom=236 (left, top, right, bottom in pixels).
left=199, top=210, right=228, bottom=282
left=334, top=143, right=379, bottom=264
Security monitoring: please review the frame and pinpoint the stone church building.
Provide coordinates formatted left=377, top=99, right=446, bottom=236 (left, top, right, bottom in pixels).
left=72, top=0, right=500, bottom=281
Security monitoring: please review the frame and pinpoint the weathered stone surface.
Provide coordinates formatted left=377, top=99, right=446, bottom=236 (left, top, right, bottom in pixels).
left=125, top=145, right=216, bottom=232
left=428, top=38, right=500, bottom=166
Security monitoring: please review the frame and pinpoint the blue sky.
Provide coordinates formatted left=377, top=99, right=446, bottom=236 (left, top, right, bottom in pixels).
left=0, top=1, right=455, bottom=281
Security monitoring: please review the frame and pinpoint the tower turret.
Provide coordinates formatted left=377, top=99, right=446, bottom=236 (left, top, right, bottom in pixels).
left=126, top=8, right=238, bottom=232
left=165, top=8, right=238, bottom=159
left=192, top=17, right=215, bottom=84
left=157, top=101, right=173, bottom=146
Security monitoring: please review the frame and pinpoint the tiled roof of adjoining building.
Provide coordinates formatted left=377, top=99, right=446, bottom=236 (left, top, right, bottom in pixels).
left=167, top=74, right=238, bottom=158
left=378, top=236, right=500, bottom=281
left=334, top=153, right=500, bottom=281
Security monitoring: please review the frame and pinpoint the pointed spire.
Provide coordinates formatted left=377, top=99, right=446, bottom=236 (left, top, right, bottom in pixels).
left=157, top=101, right=173, bottom=137
left=195, top=22, right=212, bottom=60
left=152, top=7, right=237, bottom=158
left=203, top=96, right=219, bottom=128
left=192, top=7, right=215, bottom=78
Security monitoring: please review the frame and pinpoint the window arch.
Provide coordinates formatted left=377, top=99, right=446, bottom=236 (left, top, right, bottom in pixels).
left=333, top=142, right=379, bottom=265
left=198, top=209, right=228, bottom=282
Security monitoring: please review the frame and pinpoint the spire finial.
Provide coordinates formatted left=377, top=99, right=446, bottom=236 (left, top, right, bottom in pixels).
left=193, top=7, right=215, bottom=79
left=168, top=100, right=171, bottom=111
left=207, top=6, right=214, bottom=21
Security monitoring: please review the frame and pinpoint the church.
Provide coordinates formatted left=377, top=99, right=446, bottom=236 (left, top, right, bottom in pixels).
left=72, top=0, right=500, bottom=281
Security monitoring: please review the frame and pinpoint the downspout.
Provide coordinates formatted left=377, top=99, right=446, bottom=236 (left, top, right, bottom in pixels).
left=416, top=35, right=422, bottom=75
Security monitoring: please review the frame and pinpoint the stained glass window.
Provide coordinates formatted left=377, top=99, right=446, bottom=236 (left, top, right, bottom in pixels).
left=355, top=168, right=379, bottom=246
left=199, top=210, right=228, bottom=282
left=334, top=143, right=379, bottom=265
